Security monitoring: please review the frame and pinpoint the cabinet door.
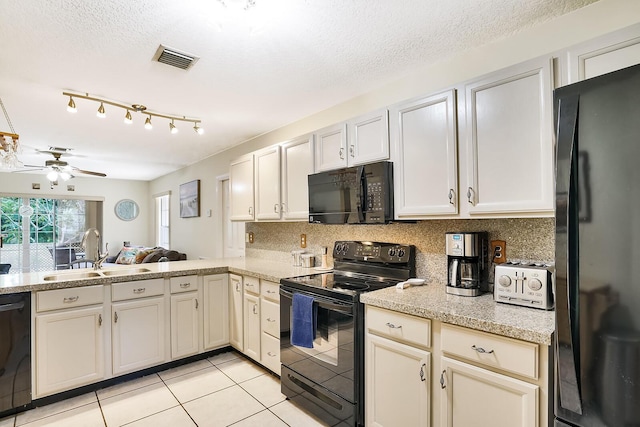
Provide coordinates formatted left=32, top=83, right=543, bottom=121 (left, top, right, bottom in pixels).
left=112, top=296, right=166, bottom=375
left=170, top=292, right=199, bottom=359
left=230, top=153, right=255, bottom=221
left=243, top=292, right=261, bottom=361
left=392, top=90, right=458, bottom=218
left=229, top=274, right=244, bottom=351
left=315, top=122, right=347, bottom=171
left=203, top=274, right=229, bottom=350
left=566, top=25, right=640, bottom=84
left=348, top=108, right=390, bottom=166
left=464, top=57, right=554, bottom=215
left=35, top=306, right=105, bottom=397
left=255, top=146, right=282, bottom=220
left=281, top=134, right=314, bottom=220
left=366, top=334, right=430, bottom=427
left=440, top=357, right=538, bottom=427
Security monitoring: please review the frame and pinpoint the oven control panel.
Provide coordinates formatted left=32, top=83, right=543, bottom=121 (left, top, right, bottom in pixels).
left=333, top=241, right=414, bottom=263
left=494, top=262, right=554, bottom=310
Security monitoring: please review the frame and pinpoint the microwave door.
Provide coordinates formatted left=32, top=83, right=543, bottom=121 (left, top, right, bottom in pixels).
left=355, top=165, right=366, bottom=223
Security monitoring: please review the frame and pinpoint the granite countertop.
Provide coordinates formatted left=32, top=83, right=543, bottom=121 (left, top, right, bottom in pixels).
left=360, top=284, right=555, bottom=345
left=1, top=258, right=555, bottom=346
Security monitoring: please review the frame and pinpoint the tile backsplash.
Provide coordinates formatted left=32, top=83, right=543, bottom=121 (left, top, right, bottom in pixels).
left=245, top=218, right=554, bottom=284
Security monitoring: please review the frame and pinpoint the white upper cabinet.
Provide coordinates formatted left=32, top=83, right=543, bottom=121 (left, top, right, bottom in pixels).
left=254, top=146, right=282, bottom=221
left=347, top=108, right=390, bottom=166
left=315, top=109, right=389, bottom=172
left=463, top=56, right=554, bottom=215
left=391, top=90, right=458, bottom=218
left=566, top=24, right=640, bottom=84
left=314, top=122, right=348, bottom=171
left=230, top=153, right=255, bottom=221
left=281, top=134, right=314, bottom=220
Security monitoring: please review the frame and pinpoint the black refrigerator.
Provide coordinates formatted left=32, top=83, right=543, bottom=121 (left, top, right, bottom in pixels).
left=555, top=63, right=640, bottom=426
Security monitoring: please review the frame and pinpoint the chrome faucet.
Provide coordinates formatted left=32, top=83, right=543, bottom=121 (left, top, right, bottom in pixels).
left=81, top=228, right=109, bottom=270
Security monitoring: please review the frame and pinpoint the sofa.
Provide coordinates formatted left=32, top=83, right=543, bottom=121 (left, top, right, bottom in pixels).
left=104, top=246, right=187, bottom=266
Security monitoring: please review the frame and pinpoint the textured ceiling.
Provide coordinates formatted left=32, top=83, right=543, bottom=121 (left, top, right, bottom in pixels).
left=0, top=0, right=598, bottom=180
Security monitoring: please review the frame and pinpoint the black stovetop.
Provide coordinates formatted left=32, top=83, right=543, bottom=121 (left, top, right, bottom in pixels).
left=281, top=272, right=402, bottom=301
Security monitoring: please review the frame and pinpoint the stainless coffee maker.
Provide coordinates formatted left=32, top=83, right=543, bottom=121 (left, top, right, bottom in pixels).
left=446, top=232, right=488, bottom=296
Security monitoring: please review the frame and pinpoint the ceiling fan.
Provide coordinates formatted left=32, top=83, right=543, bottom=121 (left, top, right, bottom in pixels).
left=17, top=147, right=106, bottom=181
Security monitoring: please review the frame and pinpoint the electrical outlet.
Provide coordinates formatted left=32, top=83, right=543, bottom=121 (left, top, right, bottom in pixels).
left=490, top=240, right=507, bottom=264
left=248, top=232, right=254, bottom=244
left=300, top=234, right=307, bottom=248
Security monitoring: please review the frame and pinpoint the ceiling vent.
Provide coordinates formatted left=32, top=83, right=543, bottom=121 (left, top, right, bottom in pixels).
left=152, top=45, right=199, bottom=70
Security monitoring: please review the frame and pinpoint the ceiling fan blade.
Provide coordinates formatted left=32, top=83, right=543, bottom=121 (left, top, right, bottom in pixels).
left=73, top=169, right=107, bottom=177
left=12, top=165, right=45, bottom=173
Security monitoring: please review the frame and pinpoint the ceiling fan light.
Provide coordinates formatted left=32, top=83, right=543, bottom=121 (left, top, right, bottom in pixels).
left=144, top=116, right=153, bottom=130
left=59, top=171, right=72, bottom=181
left=124, top=110, right=133, bottom=124
left=67, top=96, right=77, bottom=113
left=46, top=170, right=58, bottom=181
left=169, top=120, right=178, bottom=134
left=97, top=102, right=106, bottom=118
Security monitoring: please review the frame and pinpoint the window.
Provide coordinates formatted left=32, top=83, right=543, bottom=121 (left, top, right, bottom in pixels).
left=155, top=193, right=170, bottom=249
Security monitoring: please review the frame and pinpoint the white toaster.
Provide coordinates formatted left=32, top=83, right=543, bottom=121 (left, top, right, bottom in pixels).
left=494, top=262, right=554, bottom=310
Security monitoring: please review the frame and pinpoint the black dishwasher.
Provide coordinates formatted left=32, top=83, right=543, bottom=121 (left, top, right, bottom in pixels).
left=0, top=293, right=31, bottom=416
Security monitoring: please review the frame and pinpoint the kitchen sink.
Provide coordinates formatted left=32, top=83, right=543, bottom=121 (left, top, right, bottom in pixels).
left=100, top=267, right=152, bottom=276
left=43, top=271, right=102, bottom=281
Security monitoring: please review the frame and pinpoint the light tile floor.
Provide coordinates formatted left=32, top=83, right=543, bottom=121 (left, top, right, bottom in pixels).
left=0, top=351, right=332, bottom=427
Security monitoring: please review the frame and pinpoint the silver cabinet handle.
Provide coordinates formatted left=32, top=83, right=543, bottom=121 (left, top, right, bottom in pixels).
left=349, top=145, right=355, bottom=157
left=467, top=187, right=475, bottom=205
left=180, top=283, right=191, bottom=288
left=63, top=296, right=79, bottom=303
left=235, top=283, right=240, bottom=292
left=448, top=189, right=455, bottom=205
left=248, top=206, right=253, bottom=215
left=471, top=345, right=494, bottom=354
left=114, top=312, right=118, bottom=323
left=386, top=322, right=402, bottom=329
left=252, top=304, right=258, bottom=315
left=339, top=147, right=344, bottom=159
left=419, top=363, right=427, bottom=382
left=98, top=314, right=102, bottom=326
left=266, top=317, right=276, bottom=323
left=440, top=370, right=446, bottom=389
left=133, top=288, right=145, bottom=294
left=266, top=289, right=276, bottom=294
left=274, top=203, right=279, bottom=213
left=267, top=351, right=276, bottom=357
left=195, top=299, right=199, bottom=309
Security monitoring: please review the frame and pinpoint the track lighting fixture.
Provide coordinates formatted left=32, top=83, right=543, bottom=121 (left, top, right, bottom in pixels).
left=62, top=91, right=203, bottom=135
left=97, top=102, right=106, bottom=118
left=67, top=96, right=77, bottom=113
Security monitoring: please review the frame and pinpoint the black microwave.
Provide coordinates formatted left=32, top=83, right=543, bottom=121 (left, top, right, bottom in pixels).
left=308, top=161, right=393, bottom=224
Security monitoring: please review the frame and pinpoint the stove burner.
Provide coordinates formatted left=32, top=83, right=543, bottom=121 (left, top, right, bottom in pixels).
left=365, top=280, right=392, bottom=287
left=337, top=282, right=370, bottom=291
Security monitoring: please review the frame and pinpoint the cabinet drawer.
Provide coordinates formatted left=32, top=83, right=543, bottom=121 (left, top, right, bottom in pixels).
left=441, top=324, right=539, bottom=380
left=243, top=276, right=260, bottom=295
left=366, top=306, right=431, bottom=348
left=36, top=285, right=104, bottom=312
left=261, top=299, right=279, bottom=337
left=261, top=332, right=280, bottom=375
left=170, top=275, right=198, bottom=294
left=112, top=278, right=165, bottom=301
left=260, top=280, right=279, bottom=302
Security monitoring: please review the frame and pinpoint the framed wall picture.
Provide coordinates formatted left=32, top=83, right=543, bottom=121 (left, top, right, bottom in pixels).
left=180, top=179, right=200, bottom=218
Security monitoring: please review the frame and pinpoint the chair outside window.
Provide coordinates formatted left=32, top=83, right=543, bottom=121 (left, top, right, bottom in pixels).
left=0, top=264, right=10, bottom=274
left=48, top=247, right=91, bottom=270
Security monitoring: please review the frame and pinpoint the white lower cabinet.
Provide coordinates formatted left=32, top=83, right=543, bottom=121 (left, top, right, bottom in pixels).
left=439, top=357, right=538, bottom=427
left=260, top=280, right=280, bottom=374
left=243, top=290, right=261, bottom=361
left=366, top=334, right=430, bottom=427
left=35, top=301, right=105, bottom=397
left=170, top=275, right=200, bottom=359
left=112, top=279, right=167, bottom=375
left=229, top=274, right=244, bottom=351
left=203, top=274, right=229, bottom=350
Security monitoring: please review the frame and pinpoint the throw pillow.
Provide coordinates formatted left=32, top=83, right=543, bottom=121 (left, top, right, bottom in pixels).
left=134, top=248, right=153, bottom=264
left=142, top=250, right=164, bottom=263
left=116, top=247, right=139, bottom=265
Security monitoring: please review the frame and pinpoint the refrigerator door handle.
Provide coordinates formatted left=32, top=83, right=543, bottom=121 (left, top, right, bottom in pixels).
left=554, top=93, right=583, bottom=416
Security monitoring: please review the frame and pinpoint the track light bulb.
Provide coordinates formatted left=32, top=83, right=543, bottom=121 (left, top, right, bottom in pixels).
left=144, top=116, right=153, bottom=130
left=169, top=120, right=178, bottom=134
left=47, top=170, right=58, bottom=181
left=193, top=123, right=204, bottom=135
left=67, top=96, right=77, bottom=113
left=97, top=102, right=106, bottom=118
left=124, top=110, right=133, bottom=124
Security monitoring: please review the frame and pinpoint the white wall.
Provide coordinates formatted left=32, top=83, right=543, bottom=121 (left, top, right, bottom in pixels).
left=0, top=172, right=150, bottom=256
left=151, top=0, right=640, bottom=258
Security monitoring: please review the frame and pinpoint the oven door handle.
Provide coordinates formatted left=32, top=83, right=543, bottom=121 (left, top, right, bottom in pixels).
left=280, top=288, right=354, bottom=314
